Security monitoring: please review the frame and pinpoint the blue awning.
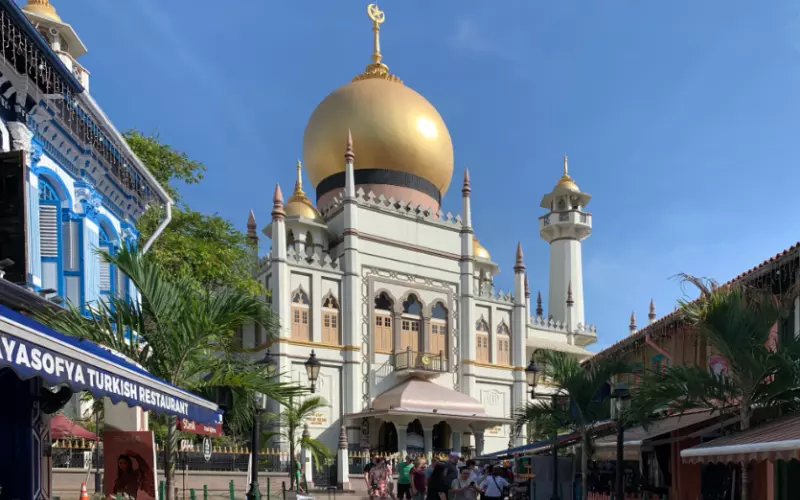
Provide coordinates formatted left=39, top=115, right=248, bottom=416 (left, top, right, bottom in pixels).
left=0, top=304, right=223, bottom=430
left=478, top=432, right=577, bottom=460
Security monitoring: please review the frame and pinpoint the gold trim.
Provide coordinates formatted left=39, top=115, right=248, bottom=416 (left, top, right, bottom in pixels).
left=462, top=360, right=514, bottom=371
left=376, top=349, right=393, bottom=355
left=244, top=337, right=347, bottom=352
left=343, top=345, right=362, bottom=352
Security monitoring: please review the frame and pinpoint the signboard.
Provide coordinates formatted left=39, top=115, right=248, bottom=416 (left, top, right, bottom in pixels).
left=176, top=416, right=222, bottom=436
left=180, top=440, right=193, bottom=452
left=203, top=437, right=212, bottom=462
left=103, top=431, right=157, bottom=500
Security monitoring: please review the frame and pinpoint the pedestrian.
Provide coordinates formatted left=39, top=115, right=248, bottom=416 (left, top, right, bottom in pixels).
left=397, top=455, right=415, bottom=500
left=368, top=457, right=391, bottom=500
left=451, top=466, right=480, bottom=500
left=443, top=452, right=460, bottom=497
left=425, top=456, right=439, bottom=482
left=480, top=466, right=510, bottom=500
left=410, top=457, right=427, bottom=500
left=425, top=460, right=449, bottom=500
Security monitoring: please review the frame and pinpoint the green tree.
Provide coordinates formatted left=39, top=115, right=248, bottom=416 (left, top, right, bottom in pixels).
left=37, top=247, right=302, bottom=500
left=513, top=351, right=629, bottom=500
left=263, top=396, right=333, bottom=490
left=124, top=129, right=261, bottom=295
left=631, top=276, right=800, bottom=500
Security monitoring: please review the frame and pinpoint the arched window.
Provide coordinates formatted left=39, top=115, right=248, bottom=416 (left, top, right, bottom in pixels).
left=322, top=294, right=340, bottom=345
left=374, top=292, right=394, bottom=353
left=429, top=303, right=447, bottom=356
left=496, top=321, right=511, bottom=365
left=287, top=230, right=295, bottom=250
left=476, top=317, right=489, bottom=363
left=39, top=178, right=63, bottom=297
left=291, top=287, right=310, bottom=341
left=401, top=294, right=422, bottom=352
left=305, top=231, right=314, bottom=257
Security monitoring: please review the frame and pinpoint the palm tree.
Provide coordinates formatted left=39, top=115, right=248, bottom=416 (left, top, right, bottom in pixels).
left=513, top=350, right=630, bottom=500
left=263, top=396, right=333, bottom=490
left=631, top=275, right=800, bottom=500
left=37, top=246, right=303, bottom=500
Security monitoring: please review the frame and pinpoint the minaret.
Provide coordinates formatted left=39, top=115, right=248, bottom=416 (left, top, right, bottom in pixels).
left=22, top=0, right=89, bottom=89
left=629, top=311, right=637, bottom=335
left=539, top=155, right=592, bottom=329
left=270, top=186, right=289, bottom=334
left=247, top=209, right=259, bottom=273
left=536, top=291, right=544, bottom=318
left=648, top=299, right=657, bottom=325
left=511, top=243, right=527, bottom=446
left=459, top=169, right=477, bottom=398
left=341, top=131, right=364, bottom=421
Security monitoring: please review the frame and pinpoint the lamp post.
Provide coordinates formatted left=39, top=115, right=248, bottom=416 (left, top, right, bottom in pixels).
left=305, top=350, right=321, bottom=392
left=610, top=383, right=631, bottom=500
left=525, top=352, right=559, bottom=500
left=246, top=349, right=274, bottom=500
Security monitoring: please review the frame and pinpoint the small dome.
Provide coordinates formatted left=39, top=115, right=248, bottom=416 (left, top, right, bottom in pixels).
left=23, top=0, right=62, bottom=22
left=473, top=237, right=491, bottom=260
left=555, top=155, right=580, bottom=193
left=285, top=161, right=324, bottom=224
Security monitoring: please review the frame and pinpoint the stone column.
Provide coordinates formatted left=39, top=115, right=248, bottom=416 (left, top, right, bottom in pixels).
left=474, top=432, right=485, bottom=457
left=337, top=425, right=350, bottom=489
left=452, top=431, right=462, bottom=455
left=392, top=310, right=402, bottom=353
left=421, top=315, right=431, bottom=354
left=459, top=170, right=477, bottom=398
left=396, top=423, right=408, bottom=460
left=423, top=427, right=434, bottom=461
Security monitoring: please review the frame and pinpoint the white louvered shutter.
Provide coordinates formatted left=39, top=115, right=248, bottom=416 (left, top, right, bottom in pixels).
left=99, top=260, right=111, bottom=292
left=39, top=205, right=58, bottom=257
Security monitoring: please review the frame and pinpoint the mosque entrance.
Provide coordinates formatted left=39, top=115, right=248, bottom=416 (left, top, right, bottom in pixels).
left=378, top=421, right=398, bottom=453
left=432, top=421, right=452, bottom=454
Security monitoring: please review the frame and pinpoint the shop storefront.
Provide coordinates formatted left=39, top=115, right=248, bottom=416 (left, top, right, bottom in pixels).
left=0, top=302, right=223, bottom=500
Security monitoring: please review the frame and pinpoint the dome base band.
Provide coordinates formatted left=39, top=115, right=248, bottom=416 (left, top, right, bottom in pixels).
left=316, top=169, right=442, bottom=205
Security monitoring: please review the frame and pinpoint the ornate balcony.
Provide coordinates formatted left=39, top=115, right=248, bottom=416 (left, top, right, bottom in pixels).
left=392, top=348, right=448, bottom=378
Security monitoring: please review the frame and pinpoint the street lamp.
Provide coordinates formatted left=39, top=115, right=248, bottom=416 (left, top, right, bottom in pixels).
left=247, top=349, right=274, bottom=500
left=305, top=350, right=321, bottom=393
left=610, top=383, right=631, bottom=500
left=525, top=352, right=559, bottom=500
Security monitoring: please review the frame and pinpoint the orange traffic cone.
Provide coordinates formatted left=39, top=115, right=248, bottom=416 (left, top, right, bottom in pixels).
left=79, top=482, right=89, bottom=500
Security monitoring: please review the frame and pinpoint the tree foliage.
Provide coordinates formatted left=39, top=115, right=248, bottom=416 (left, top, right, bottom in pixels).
left=124, top=129, right=261, bottom=295
left=36, top=247, right=302, bottom=500
left=513, top=351, right=630, bottom=500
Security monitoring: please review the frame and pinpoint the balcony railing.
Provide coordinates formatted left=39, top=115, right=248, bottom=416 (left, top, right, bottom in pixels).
left=393, top=347, right=448, bottom=373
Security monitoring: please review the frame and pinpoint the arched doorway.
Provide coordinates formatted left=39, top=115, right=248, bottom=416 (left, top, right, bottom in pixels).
left=407, top=419, right=425, bottom=458
left=432, top=421, right=452, bottom=453
left=378, top=421, right=398, bottom=453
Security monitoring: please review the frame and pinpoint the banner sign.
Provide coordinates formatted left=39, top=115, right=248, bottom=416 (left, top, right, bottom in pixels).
left=176, top=416, right=223, bottom=436
left=104, top=431, right=157, bottom=500
left=0, top=317, right=222, bottom=428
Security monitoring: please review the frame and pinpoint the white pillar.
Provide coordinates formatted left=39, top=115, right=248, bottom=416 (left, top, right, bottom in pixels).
left=342, top=132, right=364, bottom=415
left=452, top=431, right=462, bottom=454
left=83, top=217, right=100, bottom=308
left=397, top=424, right=408, bottom=460
left=423, top=427, right=434, bottom=461
left=460, top=171, right=476, bottom=397
left=511, top=243, right=527, bottom=447
left=301, top=424, right=314, bottom=489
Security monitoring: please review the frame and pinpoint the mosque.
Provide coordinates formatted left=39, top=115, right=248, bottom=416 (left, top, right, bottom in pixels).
left=245, top=4, right=599, bottom=468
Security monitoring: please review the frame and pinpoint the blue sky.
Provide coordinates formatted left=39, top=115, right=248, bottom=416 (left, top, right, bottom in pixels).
left=38, top=0, right=800, bottom=351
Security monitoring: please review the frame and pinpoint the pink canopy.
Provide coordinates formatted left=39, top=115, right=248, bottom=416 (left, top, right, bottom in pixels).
left=50, top=414, right=98, bottom=441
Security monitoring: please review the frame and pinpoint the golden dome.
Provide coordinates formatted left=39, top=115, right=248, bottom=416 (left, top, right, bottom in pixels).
left=285, top=161, right=324, bottom=224
left=473, top=237, right=491, bottom=260
left=556, top=155, right=580, bottom=193
left=302, top=4, right=454, bottom=201
left=23, top=0, right=62, bottom=22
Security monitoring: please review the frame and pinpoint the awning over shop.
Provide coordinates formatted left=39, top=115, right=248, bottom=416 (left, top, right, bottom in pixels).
left=0, top=304, right=223, bottom=430
left=50, top=413, right=97, bottom=441
left=344, top=378, right=512, bottom=431
left=478, top=431, right=580, bottom=460
left=526, top=336, right=593, bottom=358
left=593, top=410, right=722, bottom=460
left=681, top=414, right=800, bottom=464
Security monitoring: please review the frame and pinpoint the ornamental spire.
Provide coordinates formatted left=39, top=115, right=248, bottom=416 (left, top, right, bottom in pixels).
left=345, top=129, right=355, bottom=163
left=292, top=160, right=306, bottom=198
left=514, top=242, right=525, bottom=272
left=247, top=209, right=257, bottom=239
left=566, top=281, right=574, bottom=307
left=271, top=184, right=285, bottom=220
left=648, top=298, right=656, bottom=323
left=352, top=4, right=403, bottom=84
left=524, top=273, right=530, bottom=298
left=629, top=311, right=637, bottom=333
left=536, top=291, right=543, bottom=317
left=462, top=169, right=471, bottom=196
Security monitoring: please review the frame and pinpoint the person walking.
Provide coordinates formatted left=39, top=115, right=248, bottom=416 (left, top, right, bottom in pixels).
left=397, top=456, right=415, bottom=500
left=426, top=460, right=449, bottom=500
left=480, top=466, right=509, bottom=500
left=410, top=457, right=427, bottom=500
left=451, top=467, right=480, bottom=500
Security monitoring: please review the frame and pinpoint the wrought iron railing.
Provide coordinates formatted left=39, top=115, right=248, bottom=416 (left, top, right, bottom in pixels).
left=393, top=348, right=448, bottom=372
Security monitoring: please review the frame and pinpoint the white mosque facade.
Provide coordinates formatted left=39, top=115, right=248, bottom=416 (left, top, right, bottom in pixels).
left=244, top=4, right=599, bottom=465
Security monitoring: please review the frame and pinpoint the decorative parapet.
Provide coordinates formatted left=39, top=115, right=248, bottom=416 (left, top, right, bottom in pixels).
left=319, top=188, right=463, bottom=230
left=526, top=315, right=598, bottom=335
left=257, top=254, right=272, bottom=275
left=474, top=283, right=514, bottom=304
left=285, top=246, right=341, bottom=273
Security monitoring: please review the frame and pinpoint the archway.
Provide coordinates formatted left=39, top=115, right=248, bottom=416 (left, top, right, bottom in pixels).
left=406, top=419, right=425, bottom=458
left=432, top=421, right=452, bottom=453
left=378, top=421, right=398, bottom=453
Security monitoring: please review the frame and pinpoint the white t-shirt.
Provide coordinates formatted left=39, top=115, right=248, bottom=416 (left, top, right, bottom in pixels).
left=480, top=475, right=509, bottom=497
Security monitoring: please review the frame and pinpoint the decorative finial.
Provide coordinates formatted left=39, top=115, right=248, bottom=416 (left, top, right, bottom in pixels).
left=302, top=423, right=311, bottom=439
left=629, top=311, right=637, bottom=332
left=557, top=154, right=578, bottom=190
left=271, top=184, right=285, bottom=220
left=352, top=4, right=403, bottom=84
left=563, top=155, right=568, bottom=176
left=648, top=299, right=656, bottom=321
left=514, top=242, right=525, bottom=272
left=462, top=169, right=471, bottom=195
left=536, top=291, right=543, bottom=317
left=247, top=209, right=257, bottom=238
left=524, top=273, right=530, bottom=298
left=22, top=0, right=61, bottom=22
left=345, top=129, right=355, bottom=163
left=566, top=281, right=574, bottom=306
left=293, top=160, right=305, bottom=198
left=338, top=425, right=349, bottom=450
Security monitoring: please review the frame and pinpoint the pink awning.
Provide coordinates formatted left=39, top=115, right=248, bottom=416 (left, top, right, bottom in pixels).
left=50, top=414, right=98, bottom=441
left=681, top=414, right=800, bottom=464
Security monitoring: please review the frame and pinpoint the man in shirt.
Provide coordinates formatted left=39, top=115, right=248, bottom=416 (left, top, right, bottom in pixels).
left=425, top=457, right=439, bottom=481
left=396, top=455, right=414, bottom=500
left=480, top=466, right=510, bottom=500
left=443, top=452, right=460, bottom=497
